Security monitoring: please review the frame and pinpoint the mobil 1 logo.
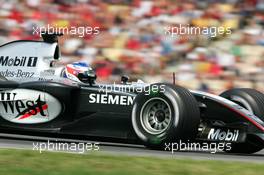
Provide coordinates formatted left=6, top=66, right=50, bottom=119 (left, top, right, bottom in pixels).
left=0, top=56, right=38, bottom=67
left=0, top=56, right=38, bottom=79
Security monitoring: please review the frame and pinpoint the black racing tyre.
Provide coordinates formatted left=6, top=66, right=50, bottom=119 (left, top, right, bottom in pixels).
left=220, top=88, right=264, bottom=154
left=131, top=84, right=200, bottom=149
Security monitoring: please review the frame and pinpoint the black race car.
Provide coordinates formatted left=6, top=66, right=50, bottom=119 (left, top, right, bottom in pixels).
left=0, top=34, right=263, bottom=154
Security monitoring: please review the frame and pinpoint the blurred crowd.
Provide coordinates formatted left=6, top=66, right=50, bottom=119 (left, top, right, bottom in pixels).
left=0, top=0, right=264, bottom=93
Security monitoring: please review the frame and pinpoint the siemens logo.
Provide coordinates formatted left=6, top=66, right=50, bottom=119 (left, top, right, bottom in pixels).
left=208, top=128, right=239, bottom=142
left=0, top=56, right=38, bottom=67
left=89, top=93, right=135, bottom=105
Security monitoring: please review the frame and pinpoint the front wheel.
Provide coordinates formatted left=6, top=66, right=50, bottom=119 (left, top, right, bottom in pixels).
left=220, top=88, right=264, bottom=154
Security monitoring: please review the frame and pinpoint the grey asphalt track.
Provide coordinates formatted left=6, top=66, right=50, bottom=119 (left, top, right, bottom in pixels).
left=0, top=133, right=263, bottom=163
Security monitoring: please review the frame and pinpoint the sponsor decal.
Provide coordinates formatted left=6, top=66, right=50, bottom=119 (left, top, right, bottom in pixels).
left=88, top=93, right=135, bottom=106
left=0, top=56, right=38, bottom=67
left=0, top=89, right=61, bottom=124
left=0, top=69, right=35, bottom=78
left=40, top=69, right=55, bottom=76
left=38, top=77, right=53, bottom=81
left=207, top=128, right=239, bottom=142
left=0, top=92, right=47, bottom=120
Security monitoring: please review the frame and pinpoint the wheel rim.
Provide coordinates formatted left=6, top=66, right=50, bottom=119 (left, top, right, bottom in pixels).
left=140, top=98, right=172, bottom=135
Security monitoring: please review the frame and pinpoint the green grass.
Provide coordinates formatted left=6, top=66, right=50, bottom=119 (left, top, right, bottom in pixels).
left=0, top=148, right=263, bottom=175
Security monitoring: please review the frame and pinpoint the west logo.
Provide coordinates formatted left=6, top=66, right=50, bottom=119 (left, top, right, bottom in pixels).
left=208, top=128, right=239, bottom=142
left=0, top=92, right=47, bottom=119
left=0, top=56, right=38, bottom=67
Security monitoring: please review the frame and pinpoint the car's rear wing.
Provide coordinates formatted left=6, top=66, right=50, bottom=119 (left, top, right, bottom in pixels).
left=41, top=33, right=63, bottom=59
left=41, top=33, right=63, bottom=43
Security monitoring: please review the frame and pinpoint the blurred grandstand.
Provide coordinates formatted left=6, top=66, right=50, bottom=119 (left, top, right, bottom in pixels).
left=0, top=0, right=263, bottom=94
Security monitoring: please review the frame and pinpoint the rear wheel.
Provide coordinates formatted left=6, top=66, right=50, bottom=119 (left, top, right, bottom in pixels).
left=132, top=84, right=200, bottom=149
left=220, top=88, right=264, bottom=154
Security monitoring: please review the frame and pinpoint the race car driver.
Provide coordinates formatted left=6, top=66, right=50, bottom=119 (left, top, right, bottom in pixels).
left=63, top=62, right=97, bottom=85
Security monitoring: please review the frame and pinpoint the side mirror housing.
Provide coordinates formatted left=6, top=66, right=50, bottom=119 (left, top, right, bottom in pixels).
left=121, top=75, right=129, bottom=84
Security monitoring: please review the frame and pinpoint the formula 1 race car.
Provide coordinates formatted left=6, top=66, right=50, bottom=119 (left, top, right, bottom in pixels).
left=0, top=34, right=263, bottom=154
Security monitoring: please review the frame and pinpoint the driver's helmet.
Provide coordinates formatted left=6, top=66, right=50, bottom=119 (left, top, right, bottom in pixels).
left=63, top=62, right=96, bottom=83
